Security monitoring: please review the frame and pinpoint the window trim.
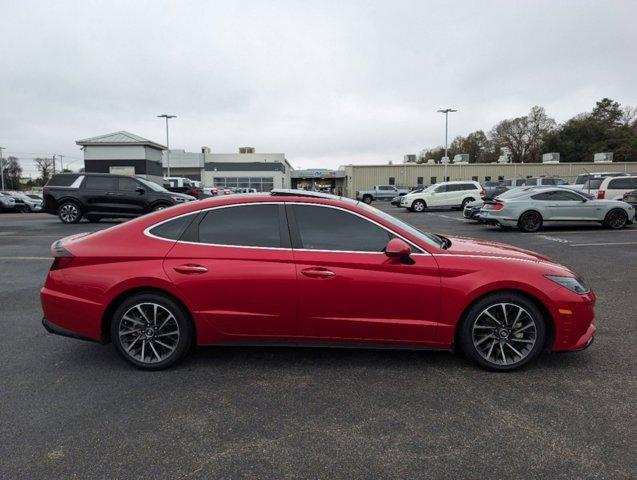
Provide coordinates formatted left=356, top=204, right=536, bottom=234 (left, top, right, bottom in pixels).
left=144, top=201, right=428, bottom=255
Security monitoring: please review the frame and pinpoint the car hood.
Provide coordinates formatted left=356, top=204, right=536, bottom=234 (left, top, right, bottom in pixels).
left=441, top=235, right=555, bottom=263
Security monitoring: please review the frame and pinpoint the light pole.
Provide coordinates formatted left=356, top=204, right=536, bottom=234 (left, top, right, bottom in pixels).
left=437, top=108, right=457, bottom=181
left=157, top=114, right=176, bottom=177
left=0, top=146, right=5, bottom=190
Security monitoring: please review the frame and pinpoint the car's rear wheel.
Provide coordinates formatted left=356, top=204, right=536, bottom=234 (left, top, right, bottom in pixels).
left=518, top=211, right=542, bottom=232
left=57, top=202, right=82, bottom=223
left=111, top=292, right=194, bottom=370
left=411, top=200, right=426, bottom=212
left=459, top=292, right=546, bottom=371
left=603, top=208, right=628, bottom=229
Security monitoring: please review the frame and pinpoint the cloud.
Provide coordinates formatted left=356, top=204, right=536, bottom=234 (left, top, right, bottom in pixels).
left=1, top=0, right=635, bottom=175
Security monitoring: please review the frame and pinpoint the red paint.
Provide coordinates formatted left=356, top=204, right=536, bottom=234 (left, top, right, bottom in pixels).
left=41, top=194, right=596, bottom=352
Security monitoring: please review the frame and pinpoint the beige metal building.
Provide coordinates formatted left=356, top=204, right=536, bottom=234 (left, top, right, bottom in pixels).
left=339, top=162, right=637, bottom=197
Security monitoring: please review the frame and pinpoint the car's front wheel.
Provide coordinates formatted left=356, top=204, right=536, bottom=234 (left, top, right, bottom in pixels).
left=57, top=202, right=82, bottom=223
left=603, top=208, right=628, bottom=229
left=111, top=292, right=194, bottom=370
left=459, top=292, right=546, bottom=371
left=411, top=200, right=426, bottom=212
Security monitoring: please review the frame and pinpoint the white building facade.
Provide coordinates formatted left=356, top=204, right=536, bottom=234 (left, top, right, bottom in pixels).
left=202, top=148, right=292, bottom=191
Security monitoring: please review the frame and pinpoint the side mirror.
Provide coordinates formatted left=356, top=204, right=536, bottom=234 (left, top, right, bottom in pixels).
left=385, top=238, right=412, bottom=259
left=136, top=187, right=145, bottom=195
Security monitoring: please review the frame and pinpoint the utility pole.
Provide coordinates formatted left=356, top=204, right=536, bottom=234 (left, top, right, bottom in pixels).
left=58, top=154, right=64, bottom=172
left=437, top=108, right=457, bottom=181
left=0, top=146, right=5, bottom=191
left=52, top=154, right=56, bottom=175
left=157, top=114, right=176, bottom=178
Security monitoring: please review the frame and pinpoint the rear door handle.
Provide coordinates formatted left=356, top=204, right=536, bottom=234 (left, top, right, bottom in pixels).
left=173, top=264, right=208, bottom=274
left=301, top=267, right=336, bottom=279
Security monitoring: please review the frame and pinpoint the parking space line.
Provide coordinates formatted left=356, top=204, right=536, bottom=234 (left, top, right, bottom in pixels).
left=538, top=235, right=570, bottom=243
left=429, top=213, right=466, bottom=222
left=570, top=242, right=637, bottom=247
left=0, top=256, right=51, bottom=260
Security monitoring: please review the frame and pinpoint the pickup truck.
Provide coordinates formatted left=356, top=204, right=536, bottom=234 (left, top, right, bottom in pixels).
left=355, top=185, right=410, bottom=204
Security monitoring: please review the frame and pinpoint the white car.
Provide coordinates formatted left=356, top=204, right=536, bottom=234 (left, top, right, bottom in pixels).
left=583, top=175, right=637, bottom=200
left=400, top=181, right=484, bottom=212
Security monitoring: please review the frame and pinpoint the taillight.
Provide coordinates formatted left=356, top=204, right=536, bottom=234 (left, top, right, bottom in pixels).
left=479, top=190, right=486, bottom=197
left=50, top=241, right=74, bottom=270
left=597, top=190, right=605, bottom=199
left=484, top=202, right=504, bottom=211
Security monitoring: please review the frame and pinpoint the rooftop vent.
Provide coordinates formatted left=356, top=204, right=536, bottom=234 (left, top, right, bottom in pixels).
left=201, top=146, right=211, bottom=154
left=239, top=147, right=255, bottom=154
left=542, top=153, right=560, bottom=163
left=593, top=152, right=613, bottom=163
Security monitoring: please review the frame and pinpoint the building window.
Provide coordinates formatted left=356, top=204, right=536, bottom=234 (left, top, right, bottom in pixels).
left=417, top=176, right=423, bottom=185
left=444, top=176, right=450, bottom=182
left=388, top=177, right=396, bottom=185
left=485, top=176, right=492, bottom=181
left=213, top=177, right=274, bottom=192
left=430, top=176, right=437, bottom=185
left=472, top=176, right=478, bottom=181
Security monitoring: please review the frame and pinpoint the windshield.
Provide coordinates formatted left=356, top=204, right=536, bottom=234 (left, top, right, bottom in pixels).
left=357, top=202, right=444, bottom=249
left=136, top=177, right=170, bottom=192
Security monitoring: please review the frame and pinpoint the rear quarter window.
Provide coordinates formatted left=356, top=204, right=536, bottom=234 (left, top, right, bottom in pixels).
left=46, top=174, right=80, bottom=187
left=148, top=213, right=198, bottom=241
left=608, top=178, right=637, bottom=189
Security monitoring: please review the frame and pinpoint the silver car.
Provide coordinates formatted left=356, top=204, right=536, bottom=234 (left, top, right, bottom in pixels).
left=479, top=187, right=635, bottom=232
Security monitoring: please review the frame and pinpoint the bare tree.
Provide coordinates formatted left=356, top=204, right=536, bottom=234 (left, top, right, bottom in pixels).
left=2, top=156, right=23, bottom=190
left=34, top=157, right=55, bottom=183
left=490, top=106, right=555, bottom=163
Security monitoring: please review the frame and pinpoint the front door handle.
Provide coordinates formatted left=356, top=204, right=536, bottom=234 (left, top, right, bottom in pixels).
left=301, top=267, right=336, bottom=279
left=173, top=264, right=208, bottom=274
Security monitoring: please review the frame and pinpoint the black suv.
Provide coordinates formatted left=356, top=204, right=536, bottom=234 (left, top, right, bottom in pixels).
left=43, top=173, right=195, bottom=223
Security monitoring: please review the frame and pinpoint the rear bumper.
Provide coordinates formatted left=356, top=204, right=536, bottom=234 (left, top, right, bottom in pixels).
left=42, top=317, right=101, bottom=343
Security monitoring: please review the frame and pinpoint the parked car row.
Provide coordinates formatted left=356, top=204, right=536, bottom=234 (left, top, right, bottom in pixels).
left=0, top=191, right=43, bottom=213
left=464, top=186, right=636, bottom=232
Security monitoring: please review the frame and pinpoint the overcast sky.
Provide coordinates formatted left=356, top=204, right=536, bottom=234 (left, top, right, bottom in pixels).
left=1, top=0, right=635, bottom=175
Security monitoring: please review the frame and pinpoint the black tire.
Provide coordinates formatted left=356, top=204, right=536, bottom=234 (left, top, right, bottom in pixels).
left=411, top=199, right=426, bottom=212
left=57, top=202, right=82, bottom=224
left=461, top=197, right=475, bottom=209
left=517, top=211, right=543, bottom=232
left=458, top=292, right=546, bottom=371
left=362, top=195, right=373, bottom=205
left=152, top=203, right=170, bottom=212
left=111, top=292, right=194, bottom=370
left=603, top=208, right=628, bottom=229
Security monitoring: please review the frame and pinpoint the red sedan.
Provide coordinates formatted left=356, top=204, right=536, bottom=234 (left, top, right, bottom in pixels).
left=41, top=190, right=596, bottom=371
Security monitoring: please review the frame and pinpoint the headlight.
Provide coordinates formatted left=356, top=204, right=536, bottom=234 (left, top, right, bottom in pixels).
left=544, top=275, right=590, bottom=294
left=171, top=196, right=187, bottom=203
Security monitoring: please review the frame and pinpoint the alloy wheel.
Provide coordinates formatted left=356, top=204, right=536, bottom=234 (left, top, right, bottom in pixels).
left=471, top=302, right=537, bottom=366
left=607, top=210, right=627, bottom=229
left=520, top=212, right=541, bottom=232
left=118, top=303, right=180, bottom=364
left=413, top=200, right=425, bottom=212
left=59, top=204, right=79, bottom=223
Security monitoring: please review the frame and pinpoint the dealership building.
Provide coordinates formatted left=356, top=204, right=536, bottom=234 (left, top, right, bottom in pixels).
left=77, top=131, right=637, bottom=197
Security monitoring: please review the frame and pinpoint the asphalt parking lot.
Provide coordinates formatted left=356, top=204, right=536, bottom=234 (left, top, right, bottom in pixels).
left=1, top=206, right=636, bottom=479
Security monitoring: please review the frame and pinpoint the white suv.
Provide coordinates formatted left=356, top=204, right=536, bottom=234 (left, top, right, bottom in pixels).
left=584, top=175, right=637, bottom=200
left=400, top=181, right=484, bottom=212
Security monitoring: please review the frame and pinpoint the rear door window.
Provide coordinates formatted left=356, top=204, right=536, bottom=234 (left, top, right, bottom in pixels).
left=198, top=204, right=283, bottom=248
left=83, top=176, right=117, bottom=191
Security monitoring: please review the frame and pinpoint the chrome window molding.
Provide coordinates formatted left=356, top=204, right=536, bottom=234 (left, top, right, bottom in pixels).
left=143, top=201, right=430, bottom=255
